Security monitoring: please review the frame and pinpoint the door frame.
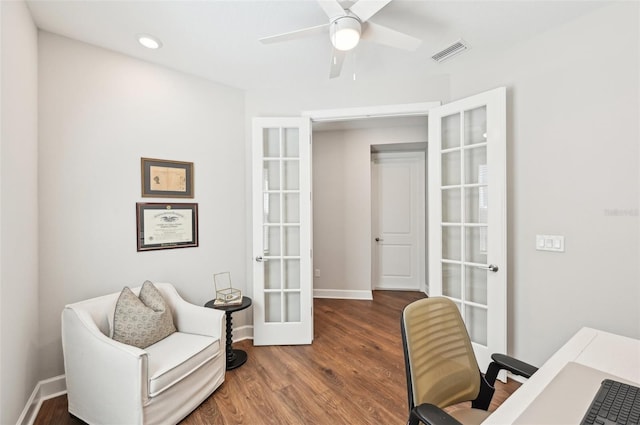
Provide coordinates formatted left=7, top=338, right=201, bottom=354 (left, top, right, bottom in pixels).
left=303, top=102, right=439, bottom=300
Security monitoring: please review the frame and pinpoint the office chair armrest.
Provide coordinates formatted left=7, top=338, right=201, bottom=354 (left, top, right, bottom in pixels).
left=409, top=404, right=463, bottom=425
left=472, top=353, right=539, bottom=410
left=485, top=353, right=538, bottom=385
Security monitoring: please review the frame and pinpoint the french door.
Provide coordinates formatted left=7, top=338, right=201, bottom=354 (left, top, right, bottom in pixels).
left=252, top=117, right=313, bottom=345
left=427, top=87, right=507, bottom=371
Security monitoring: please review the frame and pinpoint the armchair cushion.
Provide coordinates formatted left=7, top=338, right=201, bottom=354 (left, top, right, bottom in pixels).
left=146, top=332, right=221, bottom=397
left=112, top=281, right=176, bottom=348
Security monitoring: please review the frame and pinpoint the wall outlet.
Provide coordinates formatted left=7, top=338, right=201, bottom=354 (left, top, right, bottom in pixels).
left=536, top=235, right=565, bottom=252
left=314, top=268, right=321, bottom=278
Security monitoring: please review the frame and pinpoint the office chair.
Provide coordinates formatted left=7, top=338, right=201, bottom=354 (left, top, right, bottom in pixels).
left=401, top=297, right=538, bottom=425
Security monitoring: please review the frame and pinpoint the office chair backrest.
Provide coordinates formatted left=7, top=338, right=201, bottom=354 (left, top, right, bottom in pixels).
left=402, top=297, right=481, bottom=410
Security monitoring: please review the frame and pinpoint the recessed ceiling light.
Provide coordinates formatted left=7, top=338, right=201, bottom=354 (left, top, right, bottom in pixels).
left=137, top=34, right=162, bottom=49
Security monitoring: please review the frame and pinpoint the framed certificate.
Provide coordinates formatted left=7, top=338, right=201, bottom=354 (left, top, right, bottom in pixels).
left=136, top=203, right=198, bottom=251
left=141, top=158, right=194, bottom=198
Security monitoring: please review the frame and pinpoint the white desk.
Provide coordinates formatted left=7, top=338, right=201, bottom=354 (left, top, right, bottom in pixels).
left=483, top=327, right=640, bottom=424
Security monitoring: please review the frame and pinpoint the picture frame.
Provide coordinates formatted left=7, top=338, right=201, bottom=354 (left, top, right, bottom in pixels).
left=141, top=157, right=194, bottom=198
left=136, top=203, right=198, bottom=251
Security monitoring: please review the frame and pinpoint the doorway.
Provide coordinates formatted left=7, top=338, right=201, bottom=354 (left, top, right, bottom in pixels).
left=310, top=116, right=428, bottom=299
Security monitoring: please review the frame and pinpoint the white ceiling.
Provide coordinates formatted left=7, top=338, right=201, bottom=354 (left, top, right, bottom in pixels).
left=26, top=0, right=607, bottom=91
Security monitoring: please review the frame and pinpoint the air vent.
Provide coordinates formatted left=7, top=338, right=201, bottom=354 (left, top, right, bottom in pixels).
left=431, top=39, right=469, bottom=63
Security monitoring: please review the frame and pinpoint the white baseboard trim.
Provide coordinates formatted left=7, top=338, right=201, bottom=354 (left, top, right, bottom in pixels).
left=17, top=375, right=67, bottom=425
left=313, top=289, right=373, bottom=300
left=232, top=325, right=254, bottom=342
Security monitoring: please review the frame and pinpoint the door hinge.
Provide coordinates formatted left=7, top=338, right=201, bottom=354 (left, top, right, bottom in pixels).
left=310, top=249, right=313, bottom=258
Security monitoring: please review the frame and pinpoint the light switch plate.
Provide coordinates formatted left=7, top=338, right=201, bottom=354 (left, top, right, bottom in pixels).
left=536, top=235, right=565, bottom=252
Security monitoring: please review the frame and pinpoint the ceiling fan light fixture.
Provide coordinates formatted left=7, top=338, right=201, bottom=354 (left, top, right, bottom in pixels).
left=330, top=16, right=361, bottom=51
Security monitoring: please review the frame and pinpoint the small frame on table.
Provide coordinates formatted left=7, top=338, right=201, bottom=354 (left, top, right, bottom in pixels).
left=136, top=203, right=198, bottom=252
left=141, top=157, right=194, bottom=198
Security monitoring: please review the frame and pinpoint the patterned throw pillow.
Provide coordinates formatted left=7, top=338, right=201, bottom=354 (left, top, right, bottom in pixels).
left=112, top=281, right=177, bottom=349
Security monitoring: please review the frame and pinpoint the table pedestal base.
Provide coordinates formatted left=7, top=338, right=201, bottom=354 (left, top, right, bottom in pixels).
left=227, top=349, right=247, bottom=370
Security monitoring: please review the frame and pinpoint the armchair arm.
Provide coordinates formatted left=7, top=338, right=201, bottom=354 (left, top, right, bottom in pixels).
left=155, top=283, right=225, bottom=339
left=62, top=307, right=148, bottom=424
left=409, top=404, right=463, bottom=425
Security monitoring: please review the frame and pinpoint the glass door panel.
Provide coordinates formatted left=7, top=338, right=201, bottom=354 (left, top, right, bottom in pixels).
left=441, top=114, right=461, bottom=149
left=465, top=227, right=488, bottom=263
left=264, top=260, right=281, bottom=290
left=464, top=106, right=487, bottom=146
left=284, top=293, right=301, bottom=321
left=263, top=161, right=280, bottom=190
left=464, top=147, right=487, bottom=184
left=263, top=129, right=280, bottom=157
left=441, top=151, right=461, bottom=186
left=283, top=194, right=300, bottom=223
left=442, top=263, right=462, bottom=298
left=442, top=226, right=461, bottom=261
left=283, top=128, right=300, bottom=158
left=283, top=161, right=300, bottom=190
left=465, top=305, right=488, bottom=346
left=465, top=266, right=487, bottom=305
left=265, top=293, right=281, bottom=322
left=264, top=194, right=280, bottom=223
left=442, top=188, right=461, bottom=223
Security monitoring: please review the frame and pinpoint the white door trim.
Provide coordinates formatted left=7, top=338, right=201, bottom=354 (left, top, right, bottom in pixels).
left=303, top=102, right=441, bottom=122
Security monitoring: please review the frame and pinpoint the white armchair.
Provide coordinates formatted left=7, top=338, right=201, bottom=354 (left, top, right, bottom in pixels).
left=61, top=282, right=226, bottom=425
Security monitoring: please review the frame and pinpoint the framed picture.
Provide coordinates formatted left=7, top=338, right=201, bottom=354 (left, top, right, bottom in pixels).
left=141, top=157, right=194, bottom=198
left=136, top=203, right=198, bottom=251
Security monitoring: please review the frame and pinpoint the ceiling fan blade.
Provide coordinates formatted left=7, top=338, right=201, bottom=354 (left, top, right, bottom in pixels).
left=260, top=23, right=329, bottom=44
left=329, top=49, right=347, bottom=79
left=349, top=0, right=392, bottom=23
left=361, top=21, right=422, bottom=51
left=316, top=0, right=346, bottom=19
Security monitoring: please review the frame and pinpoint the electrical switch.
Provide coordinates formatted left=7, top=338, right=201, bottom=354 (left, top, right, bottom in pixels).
left=536, top=235, right=565, bottom=252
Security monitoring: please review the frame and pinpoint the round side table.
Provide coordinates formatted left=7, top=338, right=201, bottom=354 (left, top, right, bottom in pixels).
left=205, top=296, right=252, bottom=370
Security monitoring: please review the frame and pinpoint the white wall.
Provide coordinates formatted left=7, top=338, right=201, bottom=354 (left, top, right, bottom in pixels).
left=0, top=1, right=39, bottom=423
left=448, top=2, right=639, bottom=365
left=247, top=2, right=640, bottom=367
left=38, top=33, right=246, bottom=379
left=312, top=125, right=427, bottom=298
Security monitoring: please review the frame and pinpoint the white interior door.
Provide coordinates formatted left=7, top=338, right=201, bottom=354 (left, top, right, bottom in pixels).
left=252, top=117, right=313, bottom=345
left=427, top=87, right=507, bottom=371
left=372, top=152, right=425, bottom=291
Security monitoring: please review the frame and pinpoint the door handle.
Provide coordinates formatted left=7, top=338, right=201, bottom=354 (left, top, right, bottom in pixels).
left=375, top=237, right=384, bottom=242
left=255, top=256, right=266, bottom=262
left=476, top=264, right=499, bottom=272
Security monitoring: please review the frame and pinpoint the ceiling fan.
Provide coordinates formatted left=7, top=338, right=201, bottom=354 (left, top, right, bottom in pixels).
left=259, top=0, right=422, bottom=79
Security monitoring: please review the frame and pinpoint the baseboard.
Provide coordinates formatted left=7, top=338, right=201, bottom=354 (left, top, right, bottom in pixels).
left=17, top=375, right=67, bottom=425
left=313, top=289, right=373, bottom=300
left=232, top=324, right=254, bottom=342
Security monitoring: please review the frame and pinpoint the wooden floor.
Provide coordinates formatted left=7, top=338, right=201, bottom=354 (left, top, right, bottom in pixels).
left=36, top=291, right=519, bottom=424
